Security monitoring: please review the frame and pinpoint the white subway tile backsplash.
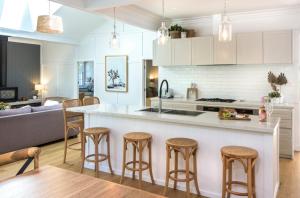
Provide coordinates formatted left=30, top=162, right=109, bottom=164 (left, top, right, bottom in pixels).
left=159, top=65, right=298, bottom=103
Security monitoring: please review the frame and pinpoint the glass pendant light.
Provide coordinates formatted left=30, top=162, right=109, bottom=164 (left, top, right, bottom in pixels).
left=110, top=7, right=120, bottom=49
left=219, top=0, right=232, bottom=42
left=157, top=0, right=169, bottom=45
left=37, top=0, right=63, bottom=34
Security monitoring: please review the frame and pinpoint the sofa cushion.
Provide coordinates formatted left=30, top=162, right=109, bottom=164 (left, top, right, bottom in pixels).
left=44, top=100, right=60, bottom=106
left=31, top=104, right=62, bottom=112
left=0, top=105, right=31, bottom=117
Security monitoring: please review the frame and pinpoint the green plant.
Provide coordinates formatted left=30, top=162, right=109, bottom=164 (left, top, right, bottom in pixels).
left=168, top=24, right=183, bottom=32
left=0, top=102, right=8, bottom=110
left=268, top=91, right=281, bottom=98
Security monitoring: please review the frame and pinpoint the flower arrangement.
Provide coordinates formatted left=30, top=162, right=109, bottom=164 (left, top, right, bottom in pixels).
left=267, top=71, right=288, bottom=101
left=0, top=102, right=8, bottom=110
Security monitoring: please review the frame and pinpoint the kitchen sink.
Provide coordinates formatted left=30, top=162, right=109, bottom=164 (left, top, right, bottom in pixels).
left=163, top=109, right=204, bottom=116
left=139, top=108, right=171, bottom=113
left=139, top=108, right=204, bottom=116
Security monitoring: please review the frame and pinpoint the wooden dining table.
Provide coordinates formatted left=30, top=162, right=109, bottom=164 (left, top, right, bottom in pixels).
left=0, top=165, right=166, bottom=198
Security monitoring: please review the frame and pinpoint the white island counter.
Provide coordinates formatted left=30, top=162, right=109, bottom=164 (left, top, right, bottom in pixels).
left=68, top=104, right=280, bottom=198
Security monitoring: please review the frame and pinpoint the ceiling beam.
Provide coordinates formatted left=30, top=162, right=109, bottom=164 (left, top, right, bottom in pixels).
left=84, top=0, right=142, bottom=11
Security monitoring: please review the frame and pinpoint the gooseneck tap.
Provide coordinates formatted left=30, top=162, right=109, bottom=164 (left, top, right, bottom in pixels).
left=158, top=79, right=169, bottom=113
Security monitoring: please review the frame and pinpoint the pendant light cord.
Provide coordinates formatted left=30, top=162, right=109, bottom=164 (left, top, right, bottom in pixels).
left=113, top=7, right=116, bottom=34
left=223, top=0, right=228, bottom=15
left=48, top=0, right=51, bottom=16
left=162, top=0, right=165, bottom=19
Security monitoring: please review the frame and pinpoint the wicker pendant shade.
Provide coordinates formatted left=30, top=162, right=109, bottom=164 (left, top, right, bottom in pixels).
left=37, top=15, right=63, bottom=34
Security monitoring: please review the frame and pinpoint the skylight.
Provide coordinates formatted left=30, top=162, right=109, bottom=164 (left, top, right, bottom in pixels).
left=0, top=0, right=62, bottom=32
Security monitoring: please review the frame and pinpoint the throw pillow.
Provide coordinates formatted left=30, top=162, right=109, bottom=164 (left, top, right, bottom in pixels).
left=44, top=100, right=59, bottom=106
left=0, top=105, right=31, bottom=117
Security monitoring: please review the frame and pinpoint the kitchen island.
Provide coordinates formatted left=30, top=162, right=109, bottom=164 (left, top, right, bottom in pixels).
left=68, top=104, right=280, bottom=198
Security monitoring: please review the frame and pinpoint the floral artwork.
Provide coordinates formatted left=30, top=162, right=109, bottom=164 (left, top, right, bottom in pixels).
left=105, top=55, right=128, bottom=92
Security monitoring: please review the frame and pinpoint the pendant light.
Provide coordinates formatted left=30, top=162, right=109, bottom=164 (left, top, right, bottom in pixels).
left=36, top=0, right=63, bottom=34
left=157, top=0, right=169, bottom=45
left=219, top=0, right=232, bottom=42
left=110, top=7, right=120, bottom=49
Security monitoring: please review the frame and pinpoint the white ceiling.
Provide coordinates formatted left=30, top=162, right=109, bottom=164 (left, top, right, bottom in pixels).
left=134, top=0, right=300, bottom=18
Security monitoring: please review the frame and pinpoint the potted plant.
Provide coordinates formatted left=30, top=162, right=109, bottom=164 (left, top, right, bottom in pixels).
left=0, top=102, right=8, bottom=110
left=168, top=24, right=183, bottom=39
left=267, top=71, right=288, bottom=103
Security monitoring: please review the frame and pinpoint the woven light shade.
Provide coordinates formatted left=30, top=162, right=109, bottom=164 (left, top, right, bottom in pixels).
left=36, top=15, right=63, bottom=34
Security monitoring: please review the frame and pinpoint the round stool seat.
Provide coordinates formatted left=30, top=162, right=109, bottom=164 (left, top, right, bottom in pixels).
left=166, top=138, right=197, bottom=148
left=124, top=132, right=152, bottom=141
left=221, top=146, right=258, bottom=159
left=84, top=127, right=110, bottom=134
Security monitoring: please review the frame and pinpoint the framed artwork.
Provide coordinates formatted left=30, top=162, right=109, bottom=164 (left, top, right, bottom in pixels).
left=105, top=55, right=128, bottom=92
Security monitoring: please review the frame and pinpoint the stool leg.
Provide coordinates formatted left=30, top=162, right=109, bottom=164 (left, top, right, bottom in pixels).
left=148, top=140, right=155, bottom=184
left=94, top=134, right=99, bottom=177
left=247, top=159, right=253, bottom=198
left=120, top=138, right=127, bottom=184
left=132, top=142, right=136, bottom=180
left=163, top=145, right=170, bottom=196
left=193, top=149, right=201, bottom=196
left=222, top=155, right=227, bottom=198
left=227, top=160, right=232, bottom=198
left=138, top=141, right=143, bottom=189
left=80, top=134, right=86, bottom=173
left=252, top=162, right=256, bottom=198
left=185, top=148, right=191, bottom=198
left=63, top=127, right=68, bottom=163
left=106, top=134, right=114, bottom=175
left=173, top=150, right=178, bottom=190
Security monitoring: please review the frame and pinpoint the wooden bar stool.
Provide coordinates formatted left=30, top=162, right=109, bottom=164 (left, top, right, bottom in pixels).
left=221, top=146, right=258, bottom=198
left=81, top=127, right=113, bottom=177
left=164, top=138, right=201, bottom=198
left=62, top=99, right=84, bottom=163
left=83, top=96, right=100, bottom=106
left=120, top=132, right=155, bottom=188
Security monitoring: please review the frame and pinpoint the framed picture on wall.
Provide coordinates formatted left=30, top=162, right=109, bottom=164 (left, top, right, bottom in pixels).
left=105, top=55, right=128, bottom=92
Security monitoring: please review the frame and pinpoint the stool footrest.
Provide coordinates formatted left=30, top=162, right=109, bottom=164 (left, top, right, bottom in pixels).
left=67, top=141, right=81, bottom=151
left=226, top=181, right=251, bottom=196
left=85, top=154, right=108, bottom=163
left=168, top=169, right=195, bottom=182
left=125, top=161, right=149, bottom=171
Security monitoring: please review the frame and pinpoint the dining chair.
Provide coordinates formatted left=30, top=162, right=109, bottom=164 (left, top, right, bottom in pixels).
left=0, top=147, right=41, bottom=175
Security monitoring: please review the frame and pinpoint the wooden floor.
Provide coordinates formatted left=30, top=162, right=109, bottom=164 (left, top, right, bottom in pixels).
left=0, top=139, right=298, bottom=198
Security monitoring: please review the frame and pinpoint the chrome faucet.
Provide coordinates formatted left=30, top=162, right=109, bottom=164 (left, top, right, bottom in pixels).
left=158, top=79, right=169, bottom=113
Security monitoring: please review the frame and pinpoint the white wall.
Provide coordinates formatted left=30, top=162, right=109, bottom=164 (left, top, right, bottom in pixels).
left=76, top=20, right=156, bottom=105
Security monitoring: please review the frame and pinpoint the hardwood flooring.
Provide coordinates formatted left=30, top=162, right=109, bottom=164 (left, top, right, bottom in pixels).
left=0, top=139, right=298, bottom=198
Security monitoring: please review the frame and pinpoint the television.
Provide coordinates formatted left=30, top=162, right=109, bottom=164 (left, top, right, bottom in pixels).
left=0, top=87, right=18, bottom=102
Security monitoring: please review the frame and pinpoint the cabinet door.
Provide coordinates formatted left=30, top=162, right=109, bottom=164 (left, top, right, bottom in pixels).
left=172, top=38, right=191, bottom=65
left=213, top=36, right=236, bottom=64
left=237, top=32, right=263, bottom=64
left=153, top=39, right=172, bottom=66
left=263, top=30, right=292, bottom=64
left=191, top=37, right=214, bottom=65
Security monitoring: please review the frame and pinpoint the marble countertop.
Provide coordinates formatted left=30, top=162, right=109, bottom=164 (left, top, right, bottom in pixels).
left=68, top=104, right=280, bottom=134
left=150, top=97, right=295, bottom=110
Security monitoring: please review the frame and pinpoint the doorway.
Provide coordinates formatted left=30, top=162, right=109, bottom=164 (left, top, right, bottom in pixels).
left=77, top=61, right=94, bottom=100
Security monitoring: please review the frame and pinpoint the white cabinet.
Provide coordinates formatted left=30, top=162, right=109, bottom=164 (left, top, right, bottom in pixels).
left=191, top=36, right=214, bottom=65
left=153, top=39, right=172, bottom=66
left=213, top=36, right=237, bottom=64
left=237, top=32, right=263, bottom=64
left=263, top=30, right=293, bottom=64
left=172, top=38, right=192, bottom=65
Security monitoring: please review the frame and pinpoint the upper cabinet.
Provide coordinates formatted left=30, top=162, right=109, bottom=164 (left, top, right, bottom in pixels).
left=263, top=30, right=293, bottom=64
left=172, top=38, right=192, bottom=65
left=237, top=32, right=263, bottom=64
left=213, top=36, right=236, bottom=64
left=152, top=30, right=293, bottom=66
left=191, top=37, right=214, bottom=65
left=153, top=39, right=172, bottom=66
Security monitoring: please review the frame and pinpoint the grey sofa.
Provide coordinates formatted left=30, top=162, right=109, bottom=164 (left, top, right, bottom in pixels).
left=0, top=109, right=77, bottom=154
